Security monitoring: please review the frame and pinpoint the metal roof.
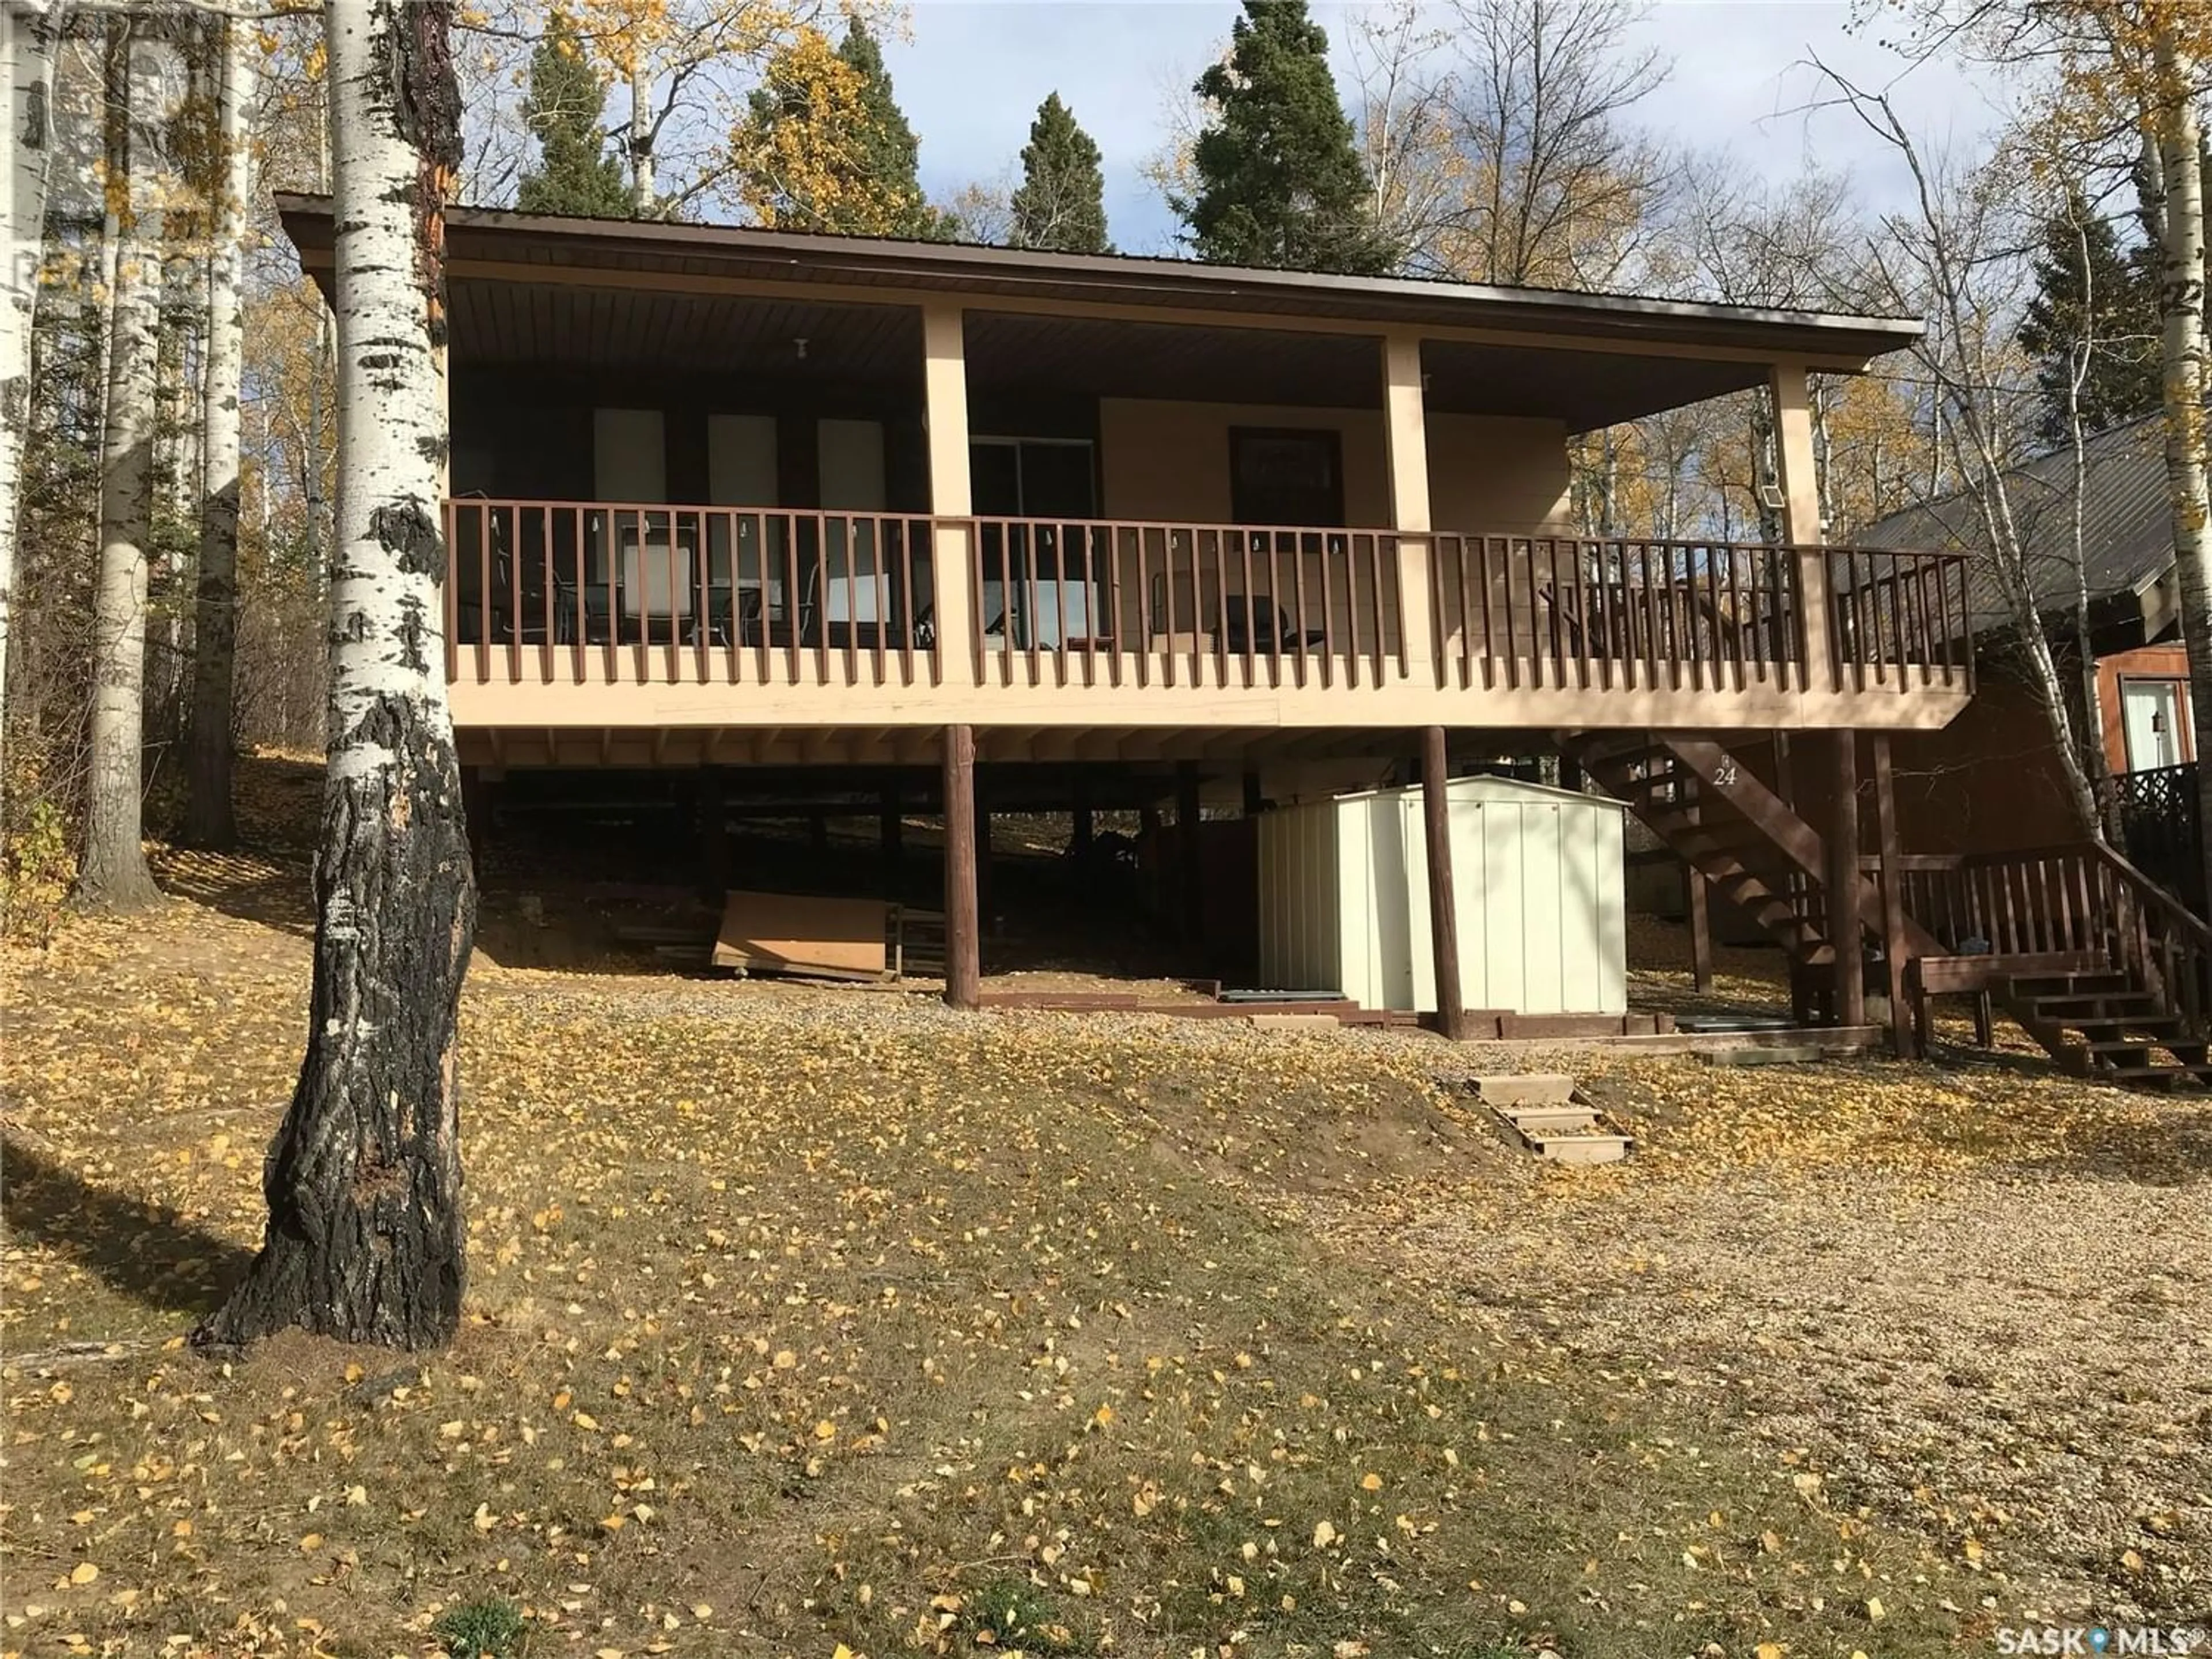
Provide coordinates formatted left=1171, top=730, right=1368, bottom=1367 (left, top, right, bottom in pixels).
left=274, top=192, right=1925, bottom=366
left=1859, top=414, right=2175, bottom=639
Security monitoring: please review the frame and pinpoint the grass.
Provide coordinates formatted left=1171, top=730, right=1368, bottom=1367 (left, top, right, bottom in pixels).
left=3, top=771, right=2201, bottom=1655
left=430, top=1597, right=525, bottom=1658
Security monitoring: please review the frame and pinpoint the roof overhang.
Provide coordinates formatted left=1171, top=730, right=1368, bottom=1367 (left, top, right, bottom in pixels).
left=278, top=194, right=1924, bottom=430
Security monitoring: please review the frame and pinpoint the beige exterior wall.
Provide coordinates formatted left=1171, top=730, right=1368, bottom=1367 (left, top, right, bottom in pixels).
left=1425, top=412, right=1573, bottom=531
left=1096, top=399, right=1570, bottom=531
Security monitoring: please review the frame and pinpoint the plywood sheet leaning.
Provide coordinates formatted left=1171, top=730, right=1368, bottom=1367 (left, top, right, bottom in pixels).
left=712, top=891, right=895, bottom=980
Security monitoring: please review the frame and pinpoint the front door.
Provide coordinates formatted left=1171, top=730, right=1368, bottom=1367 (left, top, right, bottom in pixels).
left=2122, top=678, right=2192, bottom=771
left=972, top=437, right=1101, bottom=647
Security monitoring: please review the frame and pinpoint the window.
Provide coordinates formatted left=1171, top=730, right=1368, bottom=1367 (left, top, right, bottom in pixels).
left=1230, top=427, right=1344, bottom=528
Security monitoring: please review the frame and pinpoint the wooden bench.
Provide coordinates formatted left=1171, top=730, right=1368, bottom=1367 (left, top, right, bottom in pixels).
left=1906, top=949, right=2107, bottom=1056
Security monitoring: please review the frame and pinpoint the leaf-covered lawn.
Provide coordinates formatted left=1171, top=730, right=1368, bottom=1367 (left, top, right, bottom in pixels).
left=2, top=810, right=2206, bottom=1657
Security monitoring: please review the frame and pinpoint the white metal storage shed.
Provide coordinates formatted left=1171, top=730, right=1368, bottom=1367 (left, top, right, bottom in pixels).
left=1255, top=775, right=1627, bottom=1016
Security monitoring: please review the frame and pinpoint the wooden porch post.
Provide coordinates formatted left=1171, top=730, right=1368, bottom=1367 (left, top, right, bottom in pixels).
left=923, top=304, right=974, bottom=680
left=942, top=725, right=980, bottom=1009
left=1382, top=331, right=1436, bottom=684
left=1872, top=733, right=1910, bottom=1055
left=1769, top=360, right=1834, bottom=695
left=1687, top=866, right=1714, bottom=993
left=1828, top=730, right=1866, bottom=1028
left=1421, top=726, right=1468, bottom=1040
left=1242, top=770, right=1264, bottom=816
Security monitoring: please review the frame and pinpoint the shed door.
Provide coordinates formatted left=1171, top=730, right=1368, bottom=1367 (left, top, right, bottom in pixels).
left=2122, top=678, right=2191, bottom=771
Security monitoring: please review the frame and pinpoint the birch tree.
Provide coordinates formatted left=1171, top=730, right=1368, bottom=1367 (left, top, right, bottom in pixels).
left=198, top=0, right=475, bottom=1350
left=75, top=14, right=165, bottom=911
left=1821, top=66, right=2110, bottom=840
left=183, top=10, right=251, bottom=847
left=2, top=0, right=62, bottom=765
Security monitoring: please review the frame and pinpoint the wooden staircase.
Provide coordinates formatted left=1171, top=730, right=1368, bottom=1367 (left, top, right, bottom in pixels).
left=1560, top=731, right=1936, bottom=1006
left=1564, top=731, right=2212, bottom=1090
left=2009, top=968, right=2212, bottom=1088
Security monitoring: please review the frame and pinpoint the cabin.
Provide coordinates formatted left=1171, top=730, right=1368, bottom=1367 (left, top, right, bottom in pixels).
left=1865, top=412, right=2196, bottom=855
left=278, top=192, right=2117, bottom=1058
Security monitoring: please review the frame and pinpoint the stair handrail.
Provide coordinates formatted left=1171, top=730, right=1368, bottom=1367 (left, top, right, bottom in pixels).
left=2083, top=839, right=2212, bottom=949
left=2081, top=839, right=2212, bottom=1036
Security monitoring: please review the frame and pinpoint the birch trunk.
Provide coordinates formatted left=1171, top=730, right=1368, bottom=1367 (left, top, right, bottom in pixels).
left=2145, top=27, right=2212, bottom=910
left=1, top=0, right=60, bottom=763
left=198, top=0, right=472, bottom=1351
left=627, top=55, right=653, bottom=214
left=77, top=20, right=161, bottom=912
left=184, top=12, right=250, bottom=847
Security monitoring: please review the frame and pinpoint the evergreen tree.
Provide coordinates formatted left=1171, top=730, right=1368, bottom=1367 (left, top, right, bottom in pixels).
left=2018, top=191, right=2161, bottom=445
left=1176, top=0, right=1391, bottom=275
left=517, top=10, right=630, bottom=218
left=736, top=18, right=948, bottom=238
left=1010, top=93, right=1110, bottom=253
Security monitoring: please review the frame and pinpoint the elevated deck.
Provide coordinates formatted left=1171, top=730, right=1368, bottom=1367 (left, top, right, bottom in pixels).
left=443, top=499, right=1972, bottom=763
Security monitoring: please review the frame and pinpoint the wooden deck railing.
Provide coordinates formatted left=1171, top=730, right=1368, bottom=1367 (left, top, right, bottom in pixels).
left=969, top=517, right=1401, bottom=690
left=441, top=499, right=1972, bottom=704
left=1429, top=535, right=1806, bottom=691
left=1824, top=546, right=1975, bottom=690
left=443, top=499, right=938, bottom=687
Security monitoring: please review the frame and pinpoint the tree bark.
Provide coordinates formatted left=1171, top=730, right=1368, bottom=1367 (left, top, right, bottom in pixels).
left=77, top=18, right=162, bottom=912
left=198, top=0, right=474, bottom=1352
left=1, top=0, right=61, bottom=768
left=184, top=12, right=252, bottom=849
left=2145, top=26, right=2212, bottom=912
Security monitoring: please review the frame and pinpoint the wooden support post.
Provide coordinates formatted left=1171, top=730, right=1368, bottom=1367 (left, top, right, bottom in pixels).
left=1070, top=777, right=1094, bottom=858
left=942, top=725, right=980, bottom=1009
left=1683, top=770, right=1713, bottom=992
left=1177, top=762, right=1204, bottom=946
left=1558, top=755, right=1584, bottom=793
left=1422, top=726, right=1468, bottom=1040
left=1773, top=732, right=1816, bottom=1026
left=1242, top=770, right=1264, bottom=816
left=1688, top=865, right=1714, bottom=993
left=808, top=812, right=830, bottom=854
left=1828, top=729, right=1865, bottom=1028
left=1872, top=733, right=1910, bottom=1055
left=879, top=783, right=903, bottom=898
left=700, top=770, right=729, bottom=896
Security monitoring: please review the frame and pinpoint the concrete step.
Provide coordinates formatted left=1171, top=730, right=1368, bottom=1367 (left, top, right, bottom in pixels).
left=1469, top=1073, right=1577, bottom=1107
left=1525, top=1131, right=1634, bottom=1165
left=1501, top=1104, right=1601, bottom=1134
left=1698, top=1044, right=1826, bottom=1067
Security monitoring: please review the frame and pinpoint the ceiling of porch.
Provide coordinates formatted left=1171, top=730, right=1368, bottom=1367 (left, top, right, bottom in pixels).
left=446, top=276, right=1774, bottom=431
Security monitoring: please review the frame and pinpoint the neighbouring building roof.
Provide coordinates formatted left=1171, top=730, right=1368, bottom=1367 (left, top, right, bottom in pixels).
left=1859, top=413, right=2177, bottom=644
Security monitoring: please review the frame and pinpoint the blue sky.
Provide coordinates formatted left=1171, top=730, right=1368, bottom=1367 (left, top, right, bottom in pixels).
left=878, top=1, right=1999, bottom=256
